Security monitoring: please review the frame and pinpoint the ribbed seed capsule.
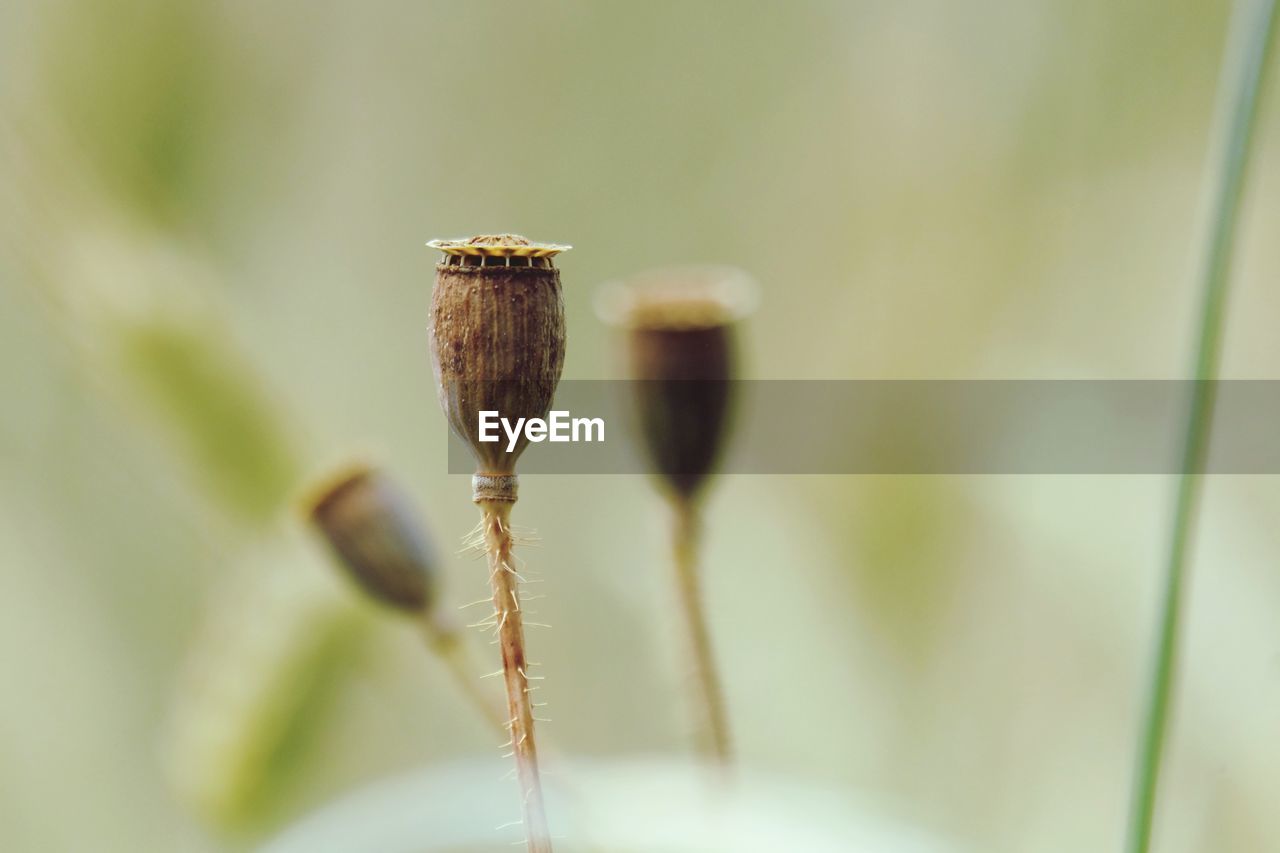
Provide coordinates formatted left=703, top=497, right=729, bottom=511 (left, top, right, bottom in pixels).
left=428, top=234, right=569, bottom=851
left=598, top=265, right=756, bottom=498
left=428, top=235, right=569, bottom=500
left=305, top=465, right=438, bottom=614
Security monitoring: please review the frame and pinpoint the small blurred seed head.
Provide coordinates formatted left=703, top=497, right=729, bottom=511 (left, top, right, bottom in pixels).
left=428, top=234, right=570, bottom=495
left=597, top=265, right=757, bottom=499
left=305, top=464, right=439, bottom=613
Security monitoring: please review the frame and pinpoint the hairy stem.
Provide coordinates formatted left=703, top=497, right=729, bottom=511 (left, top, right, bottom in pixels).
left=479, top=499, right=552, bottom=852
left=1126, top=2, right=1278, bottom=851
left=671, top=497, right=732, bottom=764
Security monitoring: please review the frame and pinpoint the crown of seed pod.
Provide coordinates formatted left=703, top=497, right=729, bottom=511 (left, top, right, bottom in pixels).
left=304, top=464, right=439, bottom=614
left=598, top=265, right=757, bottom=499
left=428, top=235, right=570, bottom=502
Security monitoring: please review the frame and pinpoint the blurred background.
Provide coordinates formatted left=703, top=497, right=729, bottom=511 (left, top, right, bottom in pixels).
left=2, top=1, right=1280, bottom=850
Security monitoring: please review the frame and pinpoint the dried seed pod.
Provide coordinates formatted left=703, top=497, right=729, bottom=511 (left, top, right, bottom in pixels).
left=428, top=235, right=569, bottom=501
left=597, top=266, right=756, bottom=764
left=597, top=265, right=756, bottom=499
left=304, top=464, right=508, bottom=733
left=428, top=234, right=570, bottom=851
left=304, top=464, right=438, bottom=614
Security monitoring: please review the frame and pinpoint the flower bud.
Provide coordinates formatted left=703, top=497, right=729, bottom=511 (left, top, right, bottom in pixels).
left=304, top=464, right=438, bottom=613
left=428, top=235, right=570, bottom=501
left=597, top=265, right=756, bottom=499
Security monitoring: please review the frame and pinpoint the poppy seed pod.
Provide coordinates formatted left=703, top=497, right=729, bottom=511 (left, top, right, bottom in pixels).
left=428, top=235, right=570, bottom=502
left=305, top=465, right=439, bottom=614
left=598, top=266, right=756, bottom=499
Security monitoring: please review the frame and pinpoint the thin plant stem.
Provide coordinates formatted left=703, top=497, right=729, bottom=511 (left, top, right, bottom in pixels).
left=424, top=623, right=510, bottom=735
left=1126, top=2, right=1278, bottom=851
left=671, top=496, right=733, bottom=764
left=479, top=500, right=552, bottom=853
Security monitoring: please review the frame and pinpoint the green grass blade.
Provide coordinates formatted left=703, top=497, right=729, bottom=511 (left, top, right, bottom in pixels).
left=1126, top=1, right=1279, bottom=851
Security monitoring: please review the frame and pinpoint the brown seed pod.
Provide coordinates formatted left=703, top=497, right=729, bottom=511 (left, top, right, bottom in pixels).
left=304, top=464, right=438, bottom=613
left=597, top=265, right=756, bottom=499
left=428, top=235, right=569, bottom=501
left=598, top=266, right=756, bottom=765
left=428, top=234, right=570, bottom=851
left=303, top=463, right=510, bottom=734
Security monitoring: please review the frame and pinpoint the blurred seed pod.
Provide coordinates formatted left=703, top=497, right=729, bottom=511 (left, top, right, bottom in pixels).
left=428, top=235, right=568, bottom=498
left=597, top=266, right=757, bottom=499
left=304, top=464, right=439, bottom=615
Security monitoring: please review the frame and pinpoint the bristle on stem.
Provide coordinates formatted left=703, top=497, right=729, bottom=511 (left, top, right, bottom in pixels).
left=480, top=498, right=552, bottom=852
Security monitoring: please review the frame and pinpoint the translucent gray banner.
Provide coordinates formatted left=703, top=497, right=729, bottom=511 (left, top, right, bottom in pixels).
left=443, top=381, right=1280, bottom=474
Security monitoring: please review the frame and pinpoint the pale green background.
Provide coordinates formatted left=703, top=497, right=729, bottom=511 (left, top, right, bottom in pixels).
left=2, top=1, right=1279, bottom=851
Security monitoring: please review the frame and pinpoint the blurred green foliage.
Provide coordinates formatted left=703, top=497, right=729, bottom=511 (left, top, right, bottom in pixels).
left=120, top=319, right=300, bottom=523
